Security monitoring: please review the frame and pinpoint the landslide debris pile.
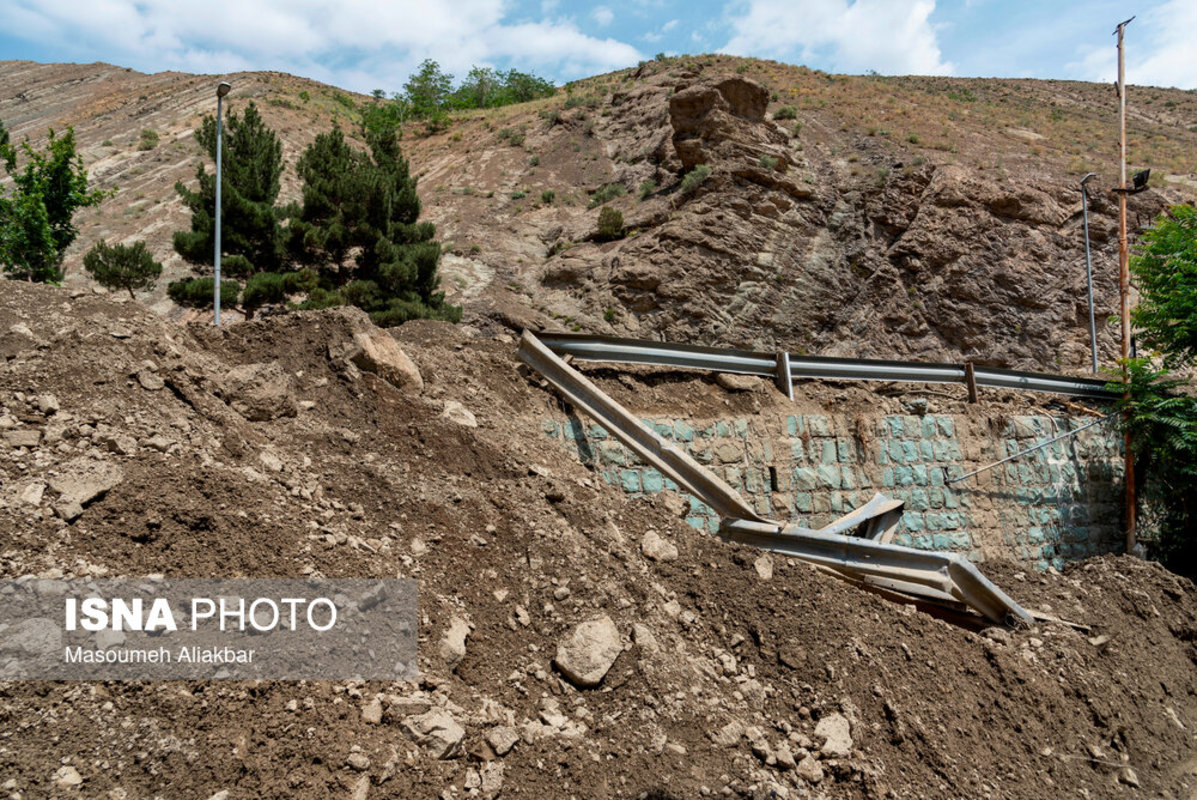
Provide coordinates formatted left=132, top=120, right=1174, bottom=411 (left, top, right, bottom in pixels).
left=1, top=283, right=1196, bottom=799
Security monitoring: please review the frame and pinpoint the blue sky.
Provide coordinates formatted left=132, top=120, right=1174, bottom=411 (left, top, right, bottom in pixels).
left=0, top=1, right=1193, bottom=93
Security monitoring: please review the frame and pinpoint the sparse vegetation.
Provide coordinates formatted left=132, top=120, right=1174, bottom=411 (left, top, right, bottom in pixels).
left=774, top=105, right=798, bottom=120
left=596, top=206, right=623, bottom=240
left=137, top=129, right=159, bottom=151
left=587, top=183, right=625, bottom=208
left=679, top=164, right=712, bottom=197
left=639, top=178, right=657, bottom=200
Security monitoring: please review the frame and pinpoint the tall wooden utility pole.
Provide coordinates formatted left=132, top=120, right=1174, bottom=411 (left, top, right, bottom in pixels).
left=1115, top=17, right=1136, bottom=554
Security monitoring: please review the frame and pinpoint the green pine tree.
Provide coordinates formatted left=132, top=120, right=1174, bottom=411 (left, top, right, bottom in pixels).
left=173, top=101, right=286, bottom=278
left=292, top=121, right=460, bottom=325
left=82, top=239, right=163, bottom=298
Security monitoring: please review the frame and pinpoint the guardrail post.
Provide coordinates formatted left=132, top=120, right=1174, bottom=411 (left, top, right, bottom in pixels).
left=775, top=352, right=794, bottom=402
left=964, top=362, right=978, bottom=404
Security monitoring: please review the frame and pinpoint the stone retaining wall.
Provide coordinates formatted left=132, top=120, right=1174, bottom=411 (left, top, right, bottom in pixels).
left=542, top=411, right=1124, bottom=570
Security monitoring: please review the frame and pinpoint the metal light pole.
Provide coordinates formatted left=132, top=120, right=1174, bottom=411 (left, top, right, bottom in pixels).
left=214, top=81, right=231, bottom=326
left=1080, top=172, right=1099, bottom=373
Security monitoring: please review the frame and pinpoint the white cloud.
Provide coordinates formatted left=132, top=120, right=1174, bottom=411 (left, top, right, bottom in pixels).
left=662, top=18, right=679, bottom=32
left=0, top=0, right=642, bottom=90
left=1069, top=0, right=1197, bottom=90
left=720, top=0, right=953, bottom=76
left=592, top=6, right=614, bottom=26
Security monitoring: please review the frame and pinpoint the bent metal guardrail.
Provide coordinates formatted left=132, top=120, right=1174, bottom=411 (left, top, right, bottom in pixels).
left=518, top=330, right=1033, bottom=626
left=535, top=332, right=1115, bottom=400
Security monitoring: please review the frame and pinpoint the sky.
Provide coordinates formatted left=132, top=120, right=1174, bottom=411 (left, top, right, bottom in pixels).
left=0, top=0, right=1194, bottom=94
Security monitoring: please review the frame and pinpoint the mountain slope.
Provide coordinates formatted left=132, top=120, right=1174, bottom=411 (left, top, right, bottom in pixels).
left=2, top=56, right=1196, bottom=371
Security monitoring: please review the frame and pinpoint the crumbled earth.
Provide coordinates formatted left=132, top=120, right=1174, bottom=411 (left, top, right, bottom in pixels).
left=0, top=282, right=1195, bottom=798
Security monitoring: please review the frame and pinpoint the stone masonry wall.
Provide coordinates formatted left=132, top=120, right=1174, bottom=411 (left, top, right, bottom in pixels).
left=542, top=411, right=1125, bottom=571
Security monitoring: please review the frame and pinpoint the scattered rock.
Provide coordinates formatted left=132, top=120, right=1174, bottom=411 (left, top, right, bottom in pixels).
left=710, top=720, right=745, bottom=748
left=218, top=362, right=298, bottom=421
left=361, top=698, right=383, bottom=725
left=441, top=400, right=477, bottom=428
left=349, top=775, right=370, bottom=800
left=137, top=371, right=165, bottom=391
left=716, top=373, right=762, bottom=392
left=400, top=710, right=465, bottom=759
left=143, top=435, right=173, bottom=453
left=48, top=458, right=124, bottom=522
left=796, top=754, right=824, bottom=783
left=632, top=623, right=659, bottom=653
left=640, top=530, right=678, bottom=562
left=54, top=765, right=83, bottom=788
left=4, top=429, right=41, bottom=448
left=346, top=752, right=370, bottom=771
left=1118, top=767, right=1140, bottom=788
left=440, top=616, right=471, bottom=671
left=982, top=627, right=1012, bottom=645
left=345, top=331, right=423, bottom=394
left=814, top=713, right=852, bottom=758
left=486, top=726, right=520, bottom=756
left=754, top=553, right=774, bottom=580
left=19, top=481, right=45, bottom=506
left=206, top=792, right=230, bottom=800
left=553, top=616, right=622, bottom=688
left=36, top=394, right=59, bottom=414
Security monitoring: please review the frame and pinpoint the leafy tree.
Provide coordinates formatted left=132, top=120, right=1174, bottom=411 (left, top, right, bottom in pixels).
left=0, top=123, right=109, bottom=282
left=82, top=239, right=162, bottom=298
left=1130, top=204, right=1197, bottom=368
left=454, top=66, right=501, bottom=109
left=1120, top=203, right=1197, bottom=573
left=404, top=59, right=453, bottom=120
left=173, top=101, right=287, bottom=278
left=498, top=69, right=555, bottom=104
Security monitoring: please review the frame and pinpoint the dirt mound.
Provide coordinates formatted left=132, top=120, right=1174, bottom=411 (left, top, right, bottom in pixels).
left=0, top=283, right=1194, bottom=798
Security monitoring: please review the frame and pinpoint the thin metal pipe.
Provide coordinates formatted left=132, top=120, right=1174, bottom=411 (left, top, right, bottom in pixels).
left=1114, top=18, right=1137, bottom=552
left=945, top=415, right=1112, bottom=484
left=1081, top=173, right=1099, bottom=373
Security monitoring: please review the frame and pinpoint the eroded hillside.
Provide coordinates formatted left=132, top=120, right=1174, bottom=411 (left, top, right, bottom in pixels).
left=2, top=57, right=1196, bottom=371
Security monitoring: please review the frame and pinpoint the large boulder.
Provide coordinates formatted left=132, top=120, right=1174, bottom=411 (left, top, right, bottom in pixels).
left=345, top=330, right=424, bottom=395
left=217, top=362, right=298, bottom=421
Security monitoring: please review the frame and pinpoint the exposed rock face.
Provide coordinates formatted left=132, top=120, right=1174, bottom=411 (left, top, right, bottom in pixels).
left=348, top=331, right=424, bottom=395
left=669, top=77, right=789, bottom=173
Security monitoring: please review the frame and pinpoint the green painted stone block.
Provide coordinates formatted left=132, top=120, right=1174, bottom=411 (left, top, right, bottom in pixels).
left=690, top=497, right=713, bottom=515
left=745, top=468, right=765, bottom=494
left=817, top=464, right=841, bottom=489
left=663, top=478, right=679, bottom=491
left=840, top=467, right=856, bottom=490
left=929, top=488, right=944, bottom=509
left=932, top=441, right=950, bottom=462
left=889, top=439, right=905, bottom=464
left=929, top=467, right=944, bottom=487
left=734, top=419, right=749, bottom=436
left=921, top=418, right=937, bottom=438
left=716, top=421, right=731, bottom=437
left=920, top=440, right=934, bottom=461
left=844, top=491, right=861, bottom=510
left=925, top=513, right=943, bottom=531
left=791, top=440, right=806, bottom=462
left=937, top=417, right=954, bottom=437
left=887, top=417, right=903, bottom=438
left=943, top=488, right=959, bottom=509
left=946, top=442, right=963, bottom=461
left=794, top=467, right=818, bottom=491
left=685, top=516, right=708, bottom=531
left=912, top=465, right=928, bottom=486
left=642, top=470, right=665, bottom=493
left=877, top=447, right=889, bottom=466
left=941, top=512, right=961, bottom=529
left=812, top=494, right=832, bottom=513
left=600, top=470, right=618, bottom=486
left=1027, top=526, right=1045, bottom=544
left=786, top=415, right=801, bottom=436
left=902, top=441, right=921, bottom=464
left=821, top=440, right=837, bottom=464
left=807, top=416, right=832, bottom=436
left=903, top=513, right=925, bottom=532
left=909, top=489, right=930, bottom=511
left=723, top=466, right=742, bottom=490
left=882, top=468, right=896, bottom=488
left=837, top=439, right=854, bottom=462
left=620, top=470, right=641, bottom=493
left=542, top=420, right=560, bottom=437
left=895, top=466, right=914, bottom=486
left=794, top=492, right=813, bottom=513
left=653, top=422, right=674, bottom=439
left=894, top=533, right=914, bottom=547
left=830, top=492, right=844, bottom=513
